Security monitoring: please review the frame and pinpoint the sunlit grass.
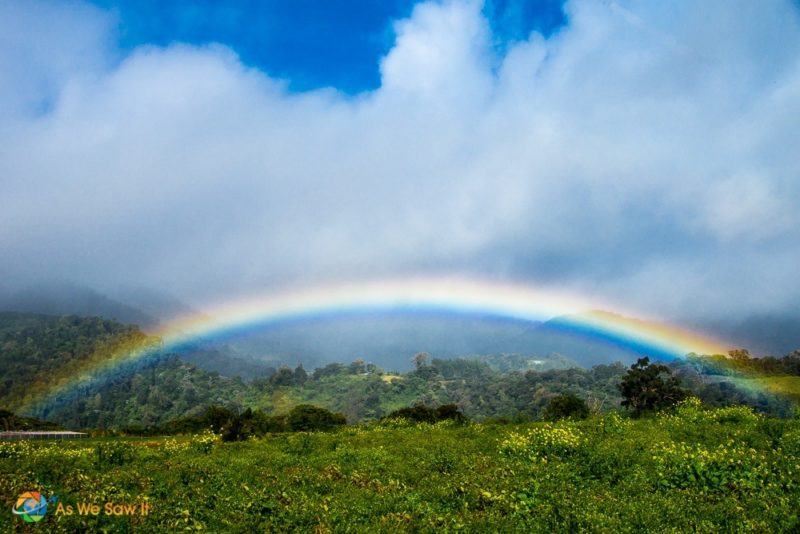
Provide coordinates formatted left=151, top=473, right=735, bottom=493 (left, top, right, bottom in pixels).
left=2, top=403, right=799, bottom=531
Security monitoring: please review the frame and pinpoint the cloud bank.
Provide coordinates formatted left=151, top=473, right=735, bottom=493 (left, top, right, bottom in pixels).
left=1, top=0, right=799, bottom=321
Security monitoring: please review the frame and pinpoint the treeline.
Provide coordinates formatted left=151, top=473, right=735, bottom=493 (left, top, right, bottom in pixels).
left=123, top=404, right=347, bottom=441
left=3, top=312, right=799, bottom=429
left=123, top=402, right=470, bottom=441
left=22, top=352, right=800, bottom=429
left=0, top=409, right=62, bottom=431
left=1, top=354, right=795, bottom=437
left=251, top=357, right=628, bottom=422
left=681, top=350, right=800, bottom=376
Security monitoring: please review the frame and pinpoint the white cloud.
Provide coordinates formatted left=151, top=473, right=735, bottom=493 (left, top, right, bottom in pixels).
left=1, top=0, right=799, bottom=321
left=0, top=0, right=113, bottom=118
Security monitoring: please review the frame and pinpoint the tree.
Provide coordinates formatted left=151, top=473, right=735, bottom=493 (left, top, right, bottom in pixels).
left=412, top=352, right=429, bottom=370
left=293, top=364, right=308, bottom=385
left=729, top=349, right=751, bottom=361
left=542, top=394, right=590, bottom=421
left=349, top=358, right=366, bottom=374
left=269, top=366, right=296, bottom=387
left=312, top=363, right=346, bottom=380
left=203, top=405, right=236, bottom=433
left=618, top=357, right=686, bottom=416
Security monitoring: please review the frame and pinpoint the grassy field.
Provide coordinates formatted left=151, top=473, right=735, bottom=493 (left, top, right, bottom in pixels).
left=2, top=400, right=800, bottom=532
left=753, top=375, right=800, bottom=402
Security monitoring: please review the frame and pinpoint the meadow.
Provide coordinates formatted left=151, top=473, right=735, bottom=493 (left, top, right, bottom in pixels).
left=2, top=399, right=799, bottom=532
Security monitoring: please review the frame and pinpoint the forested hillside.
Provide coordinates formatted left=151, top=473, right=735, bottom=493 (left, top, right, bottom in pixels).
left=0, top=312, right=150, bottom=409
left=1, top=313, right=797, bottom=429
left=247, top=359, right=627, bottom=422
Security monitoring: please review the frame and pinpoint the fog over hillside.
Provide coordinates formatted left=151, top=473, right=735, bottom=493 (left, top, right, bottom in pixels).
left=2, top=282, right=798, bottom=368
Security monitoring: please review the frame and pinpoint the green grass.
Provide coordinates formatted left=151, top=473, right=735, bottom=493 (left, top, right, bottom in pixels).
left=2, top=402, right=800, bottom=532
left=753, top=375, right=800, bottom=401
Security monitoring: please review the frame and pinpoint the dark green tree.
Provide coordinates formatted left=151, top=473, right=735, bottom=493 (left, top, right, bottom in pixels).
left=618, top=357, right=686, bottom=416
left=203, top=405, right=237, bottom=433
left=293, top=364, right=308, bottom=385
left=269, top=367, right=296, bottom=387
left=542, top=394, right=590, bottom=421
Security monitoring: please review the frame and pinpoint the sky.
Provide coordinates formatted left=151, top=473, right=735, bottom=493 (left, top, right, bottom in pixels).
left=1, top=0, right=799, bottom=323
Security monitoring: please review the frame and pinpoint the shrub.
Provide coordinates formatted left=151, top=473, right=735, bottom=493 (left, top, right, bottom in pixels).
left=287, top=405, right=347, bottom=432
left=221, top=408, right=284, bottom=441
left=500, top=423, right=584, bottom=460
left=542, top=394, right=590, bottom=421
left=665, top=398, right=761, bottom=425
left=385, top=403, right=467, bottom=424
left=780, top=428, right=800, bottom=455
left=652, top=441, right=770, bottom=492
left=94, top=442, right=135, bottom=467
left=435, top=404, right=468, bottom=423
left=428, top=448, right=458, bottom=474
left=386, top=404, right=438, bottom=423
left=191, top=430, right=220, bottom=453
left=593, top=411, right=632, bottom=436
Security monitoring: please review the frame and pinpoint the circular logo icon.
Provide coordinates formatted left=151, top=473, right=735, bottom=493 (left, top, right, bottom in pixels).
left=12, top=491, right=50, bottom=523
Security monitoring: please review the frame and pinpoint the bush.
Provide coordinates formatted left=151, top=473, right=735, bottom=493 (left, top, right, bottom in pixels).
left=652, top=441, right=770, bottom=492
left=428, top=448, right=458, bottom=474
left=542, top=394, right=590, bottom=421
left=500, top=423, right=584, bottom=460
left=287, top=405, right=347, bottom=432
left=190, top=430, right=219, bottom=453
left=221, top=408, right=291, bottom=441
left=94, top=442, right=135, bottom=467
left=161, top=405, right=237, bottom=435
left=385, top=403, right=467, bottom=424
left=593, top=412, right=632, bottom=436
left=435, top=404, right=468, bottom=423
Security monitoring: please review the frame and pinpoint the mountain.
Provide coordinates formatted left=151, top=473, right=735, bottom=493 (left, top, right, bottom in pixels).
left=697, top=311, right=800, bottom=357
left=179, top=347, right=277, bottom=380
left=1, top=311, right=794, bottom=429
left=0, top=282, right=158, bottom=329
left=218, top=311, right=639, bottom=371
left=109, top=286, right=197, bottom=323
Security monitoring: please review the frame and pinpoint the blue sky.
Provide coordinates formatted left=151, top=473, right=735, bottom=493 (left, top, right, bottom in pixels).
left=90, top=0, right=566, bottom=92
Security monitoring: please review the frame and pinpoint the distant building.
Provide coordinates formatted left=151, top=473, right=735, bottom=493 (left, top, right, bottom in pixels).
left=0, top=431, right=88, bottom=440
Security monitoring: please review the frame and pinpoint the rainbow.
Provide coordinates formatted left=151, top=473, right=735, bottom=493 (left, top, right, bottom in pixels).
left=22, top=277, right=732, bottom=413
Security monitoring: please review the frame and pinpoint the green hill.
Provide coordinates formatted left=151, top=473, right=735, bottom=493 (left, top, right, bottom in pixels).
left=1, top=312, right=797, bottom=430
